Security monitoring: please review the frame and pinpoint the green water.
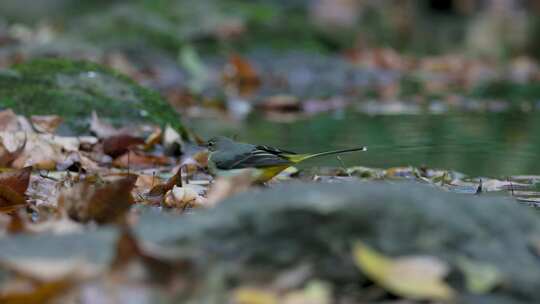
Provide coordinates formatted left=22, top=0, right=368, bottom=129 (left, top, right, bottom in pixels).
left=190, top=111, right=540, bottom=177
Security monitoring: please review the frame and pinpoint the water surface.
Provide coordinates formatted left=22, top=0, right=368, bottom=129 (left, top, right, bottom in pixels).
left=190, top=111, right=540, bottom=177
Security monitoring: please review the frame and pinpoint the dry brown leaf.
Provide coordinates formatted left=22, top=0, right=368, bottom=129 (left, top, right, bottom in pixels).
left=0, top=167, right=31, bottom=195
left=103, top=134, right=145, bottom=158
left=113, top=151, right=171, bottom=169
left=0, top=167, right=31, bottom=213
left=30, top=115, right=63, bottom=133
left=2, top=132, right=63, bottom=170
left=144, top=127, right=163, bottom=150
left=48, top=135, right=80, bottom=152
left=135, top=174, right=162, bottom=194
left=223, top=54, right=260, bottom=85
left=147, top=167, right=182, bottom=197
left=0, top=133, right=26, bottom=167
left=204, top=172, right=254, bottom=207
left=163, top=185, right=203, bottom=210
left=0, top=185, right=27, bottom=213
left=181, top=150, right=208, bottom=171
left=59, top=174, right=137, bottom=224
left=0, top=109, right=21, bottom=132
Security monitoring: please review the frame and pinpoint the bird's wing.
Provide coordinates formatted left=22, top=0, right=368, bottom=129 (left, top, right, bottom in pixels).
left=213, top=146, right=294, bottom=170
left=255, top=145, right=297, bottom=155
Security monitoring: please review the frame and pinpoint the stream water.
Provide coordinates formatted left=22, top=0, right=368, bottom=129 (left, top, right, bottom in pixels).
left=190, top=111, right=540, bottom=178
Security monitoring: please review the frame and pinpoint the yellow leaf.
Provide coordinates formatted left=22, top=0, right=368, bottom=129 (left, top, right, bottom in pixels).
left=283, top=280, right=332, bottom=304
left=457, top=257, right=502, bottom=294
left=0, top=278, right=73, bottom=304
left=232, top=287, right=279, bottom=304
left=352, top=242, right=455, bottom=301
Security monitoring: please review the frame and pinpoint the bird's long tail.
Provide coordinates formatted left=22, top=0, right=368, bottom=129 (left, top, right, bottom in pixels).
left=286, top=146, right=367, bottom=163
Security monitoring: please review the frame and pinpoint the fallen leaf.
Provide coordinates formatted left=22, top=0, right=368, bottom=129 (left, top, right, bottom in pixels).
left=204, top=172, right=254, bottom=207
left=143, top=127, right=162, bottom=150
left=282, top=280, right=332, bottom=304
left=2, top=132, right=63, bottom=170
left=0, top=167, right=31, bottom=213
left=0, top=167, right=32, bottom=195
left=232, top=287, right=279, bottom=304
left=456, top=257, right=502, bottom=294
left=0, top=278, right=74, bottom=304
left=180, top=150, right=208, bottom=176
left=0, top=133, right=26, bottom=167
left=30, top=115, right=63, bottom=133
left=59, top=175, right=137, bottom=224
left=0, top=109, right=21, bottom=132
left=113, top=151, right=171, bottom=169
left=352, top=242, right=455, bottom=301
left=223, top=54, right=260, bottom=86
left=103, top=134, right=145, bottom=158
left=48, top=135, right=80, bottom=152
left=135, top=174, right=162, bottom=196
left=0, top=186, right=26, bottom=213
left=1, top=258, right=100, bottom=281
left=223, top=54, right=261, bottom=96
left=192, top=150, right=209, bottom=168
left=258, top=95, right=301, bottom=112
left=56, top=152, right=84, bottom=172
left=25, top=172, right=61, bottom=212
left=163, top=124, right=183, bottom=154
left=163, top=185, right=204, bottom=210
left=147, top=167, right=182, bottom=197
left=90, top=111, right=132, bottom=139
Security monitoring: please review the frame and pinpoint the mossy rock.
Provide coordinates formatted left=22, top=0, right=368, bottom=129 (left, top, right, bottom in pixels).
left=0, top=58, right=186, bottom=136
left=136, top=182, right=540, bottom=303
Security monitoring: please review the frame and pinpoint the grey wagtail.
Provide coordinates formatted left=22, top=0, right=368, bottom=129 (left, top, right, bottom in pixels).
left=206, top=136, right=367, bottom=183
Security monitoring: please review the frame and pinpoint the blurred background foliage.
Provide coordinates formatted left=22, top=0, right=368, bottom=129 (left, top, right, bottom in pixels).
left=1, top=0, right=539, bottom=59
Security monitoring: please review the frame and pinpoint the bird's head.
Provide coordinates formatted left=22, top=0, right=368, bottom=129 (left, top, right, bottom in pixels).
left=206, top=136, right=235, bottom=152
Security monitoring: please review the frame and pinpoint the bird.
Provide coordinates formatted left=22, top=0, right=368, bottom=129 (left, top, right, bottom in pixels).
left=206, top=136, right=367, bottom=183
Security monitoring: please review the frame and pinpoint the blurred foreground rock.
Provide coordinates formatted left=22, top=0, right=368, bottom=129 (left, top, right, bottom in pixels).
left=136, top=182, right=540, bottom=303
left=1, top=182, right=539, bottom=303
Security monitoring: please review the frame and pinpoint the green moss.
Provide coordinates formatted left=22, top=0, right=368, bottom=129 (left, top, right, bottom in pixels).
left=0, top=58, right=186, bottom=136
